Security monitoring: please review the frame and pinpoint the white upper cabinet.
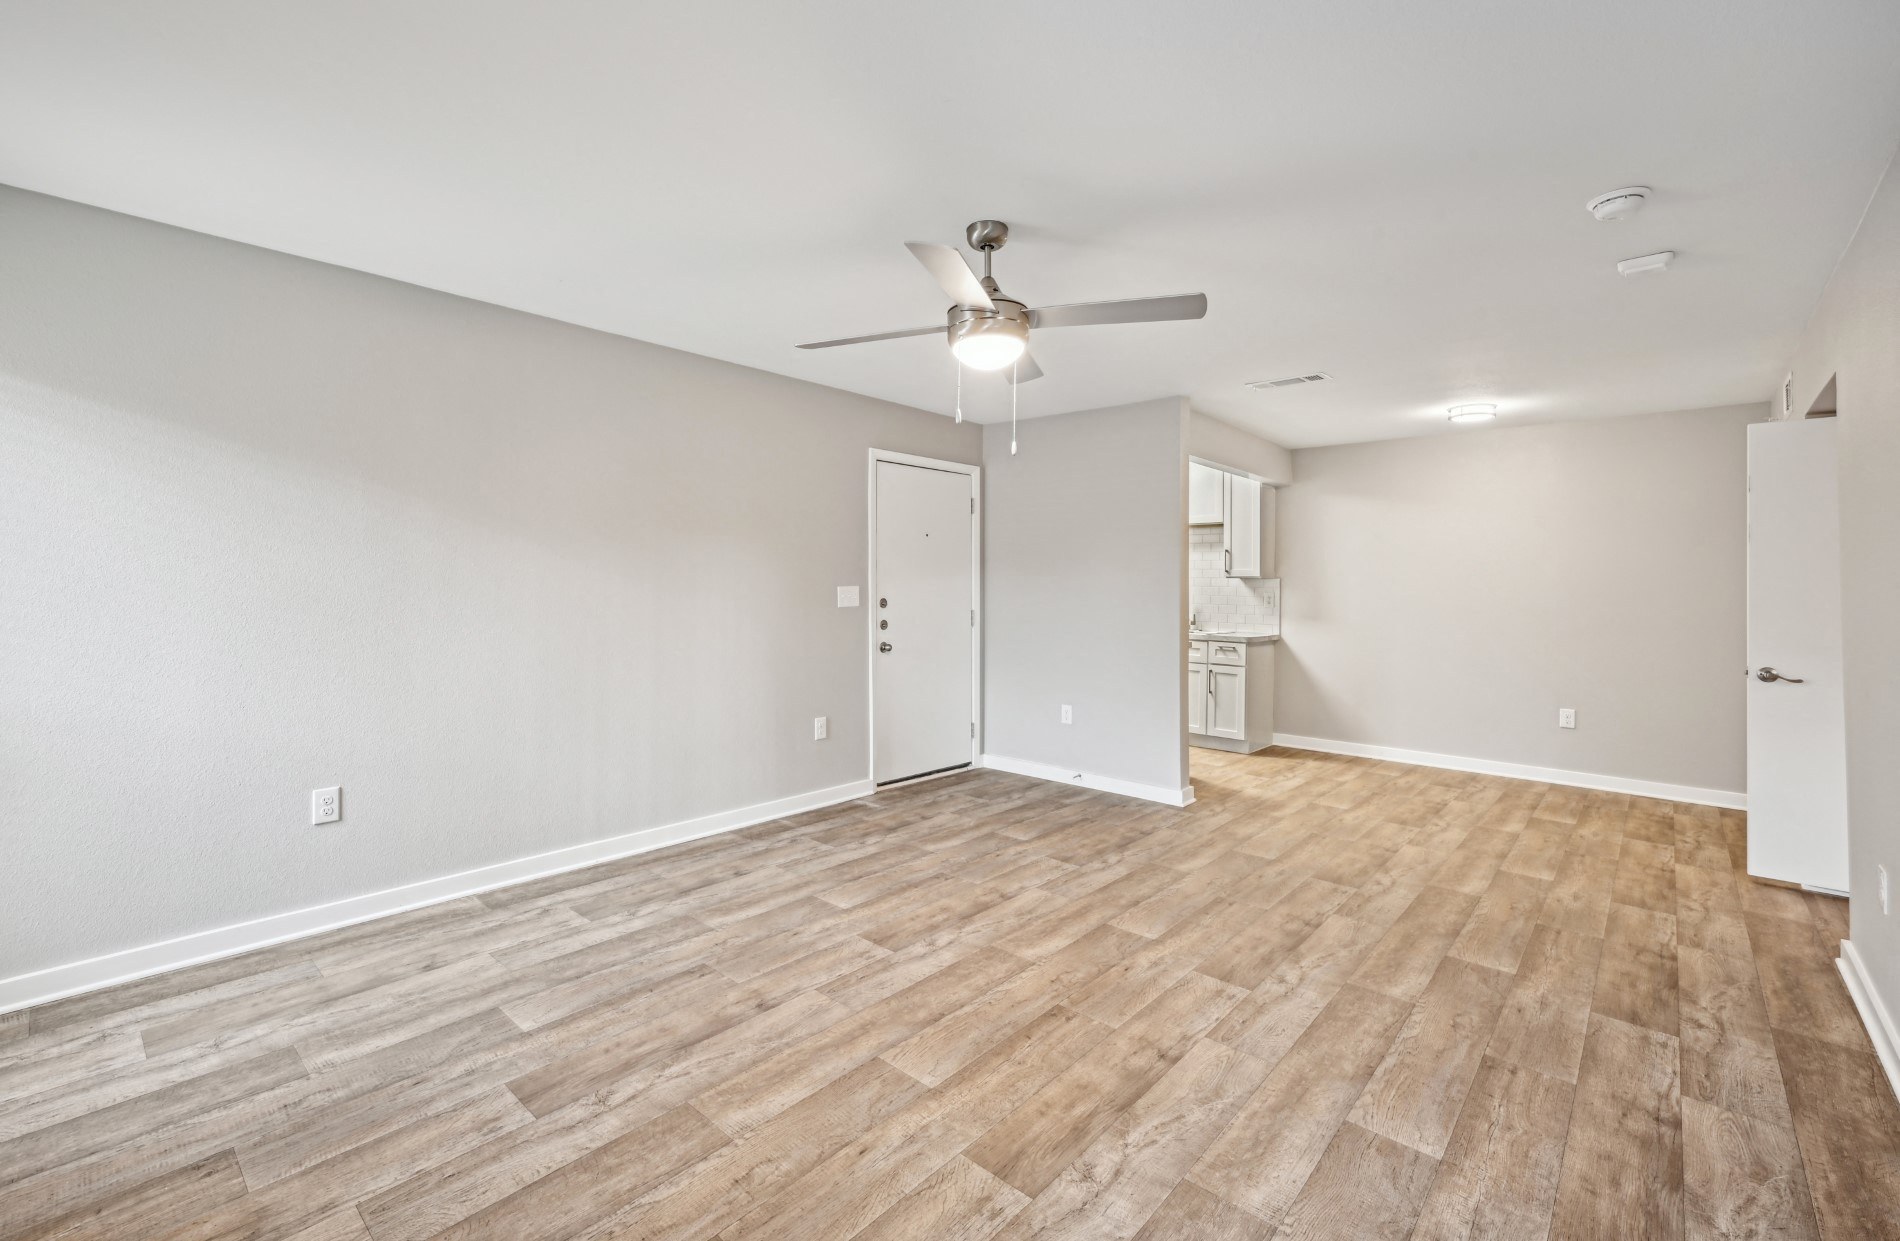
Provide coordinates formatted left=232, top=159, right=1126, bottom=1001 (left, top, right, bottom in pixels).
left=1258, top=484, right=1277, bottom=577
left=1191, top=460, right=1274, bottom=578
left=1188, top=462, right=1224, bottom=525
left=1224, top=474, right=1263, bottom=578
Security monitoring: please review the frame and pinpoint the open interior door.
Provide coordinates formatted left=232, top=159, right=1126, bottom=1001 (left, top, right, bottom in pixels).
left=1745, top=418, right=1848, bottom=892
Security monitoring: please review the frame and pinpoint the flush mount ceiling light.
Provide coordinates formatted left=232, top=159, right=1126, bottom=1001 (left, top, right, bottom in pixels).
left=1586, top=186, right=1651, bottom=221
left=795, top=220, right=1208, bottom=383
left=1617, top=250, right=1676, bottom=277
left=1447, top=403, right=1498, bottom=424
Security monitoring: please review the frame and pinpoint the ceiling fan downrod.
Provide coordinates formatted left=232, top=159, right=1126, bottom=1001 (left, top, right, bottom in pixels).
left=967, top=219, right=1009, bottom=294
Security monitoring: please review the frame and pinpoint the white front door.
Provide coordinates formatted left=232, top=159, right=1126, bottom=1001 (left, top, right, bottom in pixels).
left=1746, top=418, right=1848, bottom=892
left=874, top=460, right=975, bottom=784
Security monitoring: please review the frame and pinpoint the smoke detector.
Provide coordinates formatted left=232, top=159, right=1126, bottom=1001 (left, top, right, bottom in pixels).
left=1586, top=186, right=1650, bottom=221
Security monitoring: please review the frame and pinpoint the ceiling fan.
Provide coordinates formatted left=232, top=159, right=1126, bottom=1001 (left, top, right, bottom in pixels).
left=795, top=220, right=1207, bottom=383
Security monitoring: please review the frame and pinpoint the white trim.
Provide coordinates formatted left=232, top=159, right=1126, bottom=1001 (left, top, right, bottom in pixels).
left=1187, top=453, right=1273, bottom=487
left=0, top=777, right=875, bottom=1017
left=867, top=449, right=983, bottom=785
left=1271, top=733, right=1746, bottom=810
left=981, top=753, right=1195, bottom=808
left=1838, top=939, right=1900, bottom=1101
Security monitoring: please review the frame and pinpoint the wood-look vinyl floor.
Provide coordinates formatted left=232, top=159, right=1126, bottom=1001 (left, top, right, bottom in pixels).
left=3, top=747, right=1897, bottom=1240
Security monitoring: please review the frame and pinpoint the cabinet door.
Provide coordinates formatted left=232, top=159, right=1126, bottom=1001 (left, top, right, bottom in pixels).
left=1259, top=483, right=1277, bottom=576
left=1187, top=663, right=1208, bottom=734
left=1224, top=475, right=1262, bottom=578
left=1207, top=663, right=1246, bottom=738
left=1188, top=462, right=1225, bottom=525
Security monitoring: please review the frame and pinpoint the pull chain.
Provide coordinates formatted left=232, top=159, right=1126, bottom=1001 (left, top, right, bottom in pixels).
left=954, top=360, right=963, bottom=424
left=1010, top=359, right=1018, bottom=455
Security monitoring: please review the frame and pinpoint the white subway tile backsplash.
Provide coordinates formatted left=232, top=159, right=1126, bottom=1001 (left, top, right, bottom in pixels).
left=1189, top=526, right=1280, bottom=631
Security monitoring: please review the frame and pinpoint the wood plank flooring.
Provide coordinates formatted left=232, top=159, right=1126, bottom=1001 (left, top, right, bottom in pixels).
left=4, top=747, right=1898, bottom=1239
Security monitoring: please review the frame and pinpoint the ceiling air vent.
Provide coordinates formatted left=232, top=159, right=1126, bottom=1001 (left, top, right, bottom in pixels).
left=1245, top=372, right=1331, bottom=390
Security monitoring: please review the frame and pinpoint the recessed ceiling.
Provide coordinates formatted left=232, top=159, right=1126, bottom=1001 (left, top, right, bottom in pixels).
left=3, top=2, right=1898, bottom=447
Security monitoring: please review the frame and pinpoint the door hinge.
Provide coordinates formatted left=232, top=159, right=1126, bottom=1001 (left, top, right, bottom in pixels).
left=970, top=497, right=975, bottom=514
left=970, top=722, right=976, bottom=738
left=970, top=609, right=975, bottom=626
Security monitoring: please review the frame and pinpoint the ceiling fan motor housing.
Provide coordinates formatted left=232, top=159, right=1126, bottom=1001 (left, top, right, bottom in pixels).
left=947, top=298, right=1029, bottom=349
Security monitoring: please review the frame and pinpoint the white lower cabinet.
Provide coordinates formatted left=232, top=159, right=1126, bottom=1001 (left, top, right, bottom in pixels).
left=1187, top=639, right=1276, bottom=753
left=1206, top=663, right=1246, bottom=739
left=1187, top=662, right=1207, bottom=733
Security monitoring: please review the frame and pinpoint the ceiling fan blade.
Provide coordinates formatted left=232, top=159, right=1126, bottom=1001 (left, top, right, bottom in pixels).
left=1007, top=352, right=1044, bottom=384
left=1028, top=293, right=1207, bottom=330
left=795, top=325, right=942, bottom=350
left=905, top=242, right=994, bottom=311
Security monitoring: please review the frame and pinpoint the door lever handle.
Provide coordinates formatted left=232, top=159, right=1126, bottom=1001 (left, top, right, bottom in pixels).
left=1755, top=667, right=1804, bottom=683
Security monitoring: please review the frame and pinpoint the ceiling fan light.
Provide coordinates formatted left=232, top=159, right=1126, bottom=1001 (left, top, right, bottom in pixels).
left=951, top=330, right=1026, bottom=371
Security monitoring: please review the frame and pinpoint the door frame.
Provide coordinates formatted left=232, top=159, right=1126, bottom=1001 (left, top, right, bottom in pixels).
left=867, top=448, right=983, bottom=786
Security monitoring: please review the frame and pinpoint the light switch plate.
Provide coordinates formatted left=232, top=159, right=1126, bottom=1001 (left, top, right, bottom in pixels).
left=836, top=586, right=859, bottom=607
left=312, top=787, right=341, bottom=825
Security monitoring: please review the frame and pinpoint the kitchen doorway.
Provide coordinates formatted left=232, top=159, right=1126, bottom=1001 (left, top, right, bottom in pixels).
left=1186, top=457, right=1281, bottom=756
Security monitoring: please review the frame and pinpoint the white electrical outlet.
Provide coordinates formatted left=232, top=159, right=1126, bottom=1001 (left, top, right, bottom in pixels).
left=311, top=787, right=341, bottom=825
left=813, top=716, right=828, bottom=741
left=1558, top=708, right=1576, bottom=729
left=836, top=586, right=859, bottom=607
left=1060, top=705, right=1073, bottom=725
left=1881, top=864, right=1889, bottom=915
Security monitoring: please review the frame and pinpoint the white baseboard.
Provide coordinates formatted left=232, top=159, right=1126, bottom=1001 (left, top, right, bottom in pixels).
left=980, top=754, right=1194, bottom=808
left=1271, top=733, right=1746, bottom=811
left=0, top=777, right=876, bottom=1017
left=1838, top=939, right=1900, bottom=1100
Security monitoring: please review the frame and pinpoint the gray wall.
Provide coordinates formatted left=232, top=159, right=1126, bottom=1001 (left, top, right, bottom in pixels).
left=1188, top=410, right=1293, bottom=484
left=0, top=186, right=980, bottom=980
left=1275, top=405, right=1759, bottom=795
left=982, top=399, right=1190, bottom=796
left=1781, top=147, right=1900, bottom=1013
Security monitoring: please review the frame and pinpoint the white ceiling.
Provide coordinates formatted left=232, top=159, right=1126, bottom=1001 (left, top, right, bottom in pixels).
left=3, top=1, right=1899, bottom=447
